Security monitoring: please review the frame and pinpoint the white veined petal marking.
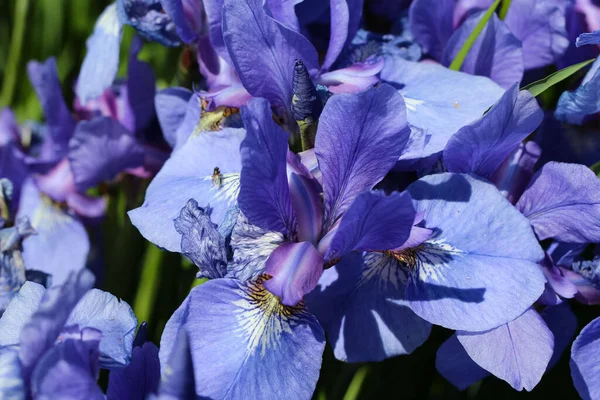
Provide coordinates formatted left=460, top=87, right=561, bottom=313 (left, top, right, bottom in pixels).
left=403, top=97, right=425, bottom=112
left=203, top=172, right=240, bottom=205
left=384, top=240, right=463, bottom=284
left=233, top=276, right=308, bottom=358
left=359, top=253, right=409, bottom=291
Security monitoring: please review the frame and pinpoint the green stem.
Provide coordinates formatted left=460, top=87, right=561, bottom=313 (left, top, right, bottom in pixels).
left=133, top=244, right=164, bottom=324
left=342, top=366, right=371, bottom=400
left=449, top=0, right=502, bottom=71
left=499, top=0, right=512, bottom=20
left=0, top=0, right=30, bottom=107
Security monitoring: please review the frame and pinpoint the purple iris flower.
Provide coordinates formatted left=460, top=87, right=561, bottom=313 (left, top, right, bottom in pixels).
left=154, top=83, right=414, bottom=399
left=429, top=79, right=600, bottom=391
left=571, top=316, right=600, bottom=400
left=0, top=269, right=137, bottom=398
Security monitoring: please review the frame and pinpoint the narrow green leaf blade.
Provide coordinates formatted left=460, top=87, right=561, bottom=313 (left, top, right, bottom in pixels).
left=449, top=0, right=502, bottom=71
left=522, top=58, right=596, bottom=97
left=343, top=366, right=371, bottom=400
left=590, top=161, right=600, bottom=178
left=499, top=0, right=511, bottom=20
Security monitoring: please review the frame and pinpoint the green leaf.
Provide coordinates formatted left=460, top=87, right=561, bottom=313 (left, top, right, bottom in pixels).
left=522, top=58, right=596, bottom=97
left=133, top=244, right=165, bottom=324
left=0, top=0, right=30, bottom=107
left=591, top=161, right=600, bottom=177
left=343, top=366, right=371, bottom=400
left=449, top=0, right=502, bottom=71
left=499, top=0, right=511, bottom=20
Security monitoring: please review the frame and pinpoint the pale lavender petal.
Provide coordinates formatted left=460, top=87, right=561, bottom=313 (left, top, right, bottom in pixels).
left=77, top=3, right=123, bottom=104
left=155, top=87, right=192, bottom=148
left=504, top=0, right=569, bottom=70
left=516, top=162, right=600, bottom=243
left=457, top=309, right=554, bottom=391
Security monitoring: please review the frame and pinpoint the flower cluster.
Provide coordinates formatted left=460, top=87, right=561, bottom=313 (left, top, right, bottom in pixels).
left=1, top=0, right=600, bottom=398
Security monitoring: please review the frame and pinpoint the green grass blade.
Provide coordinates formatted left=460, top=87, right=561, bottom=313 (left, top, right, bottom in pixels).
left=133, top=244, right=164, bottom=324
left=342, top=366, right=371, bottom=400
left=499, top=0, right=511, bottom=20
left=522, top=58, right=596, bottom=97
left=449, top=0, right=501, bottom=71
left=0, top=0, right=31, bottom=107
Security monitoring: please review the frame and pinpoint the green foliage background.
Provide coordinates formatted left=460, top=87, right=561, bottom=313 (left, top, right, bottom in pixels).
left=0, top=1, right=596, bottom=399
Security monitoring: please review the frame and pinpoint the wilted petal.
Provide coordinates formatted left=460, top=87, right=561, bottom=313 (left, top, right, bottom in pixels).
left=504, top=0, right=569, bottom=70
left=128, top=128, right=245, bottom=252
left=227, top=212, right=285, bottom=281
left=436, top=335, right=489, bottom=390
left=76, top=3, right=123, bottom=104
left=239, top=98, right=296, bottom=235
left=325, top=191, right=415, bottom=260
left=117, top=0, right=180, bottom=46
left=457, top=309, right=554, bottom=391
left=571, top=316, right=600, bottom=400
left=107, top=342, right=160, bottom=400
left=264, top=241, right=323, bottom=306
left=67, top=289, right=137, bottom=369
left=17, top=180, right=90, bottom=285
left=409, top=0, right=454, bottom=60
left=155, top=87, right=192, bottom=148
left=441, top=12, right=523, bottom=89
left=174, top=199, right=227, bottom=279
left=516, top=162, right=600, bottom=243
left=444, top=84, right=543, bottom=179
left=405, top=173, right=545, bottom=331
left=307, top=252, right=431, bottom=362
left=381, top=58, right=504, bottom=162
left=69, top=117, right=146, bottom=192
left=316, top=84, right=410, bottom=227
left=222, top=0, right=318, bottom=116
left=160, top=0, right=200, bottom=43
left=186, top=278, right=325, bottom=399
